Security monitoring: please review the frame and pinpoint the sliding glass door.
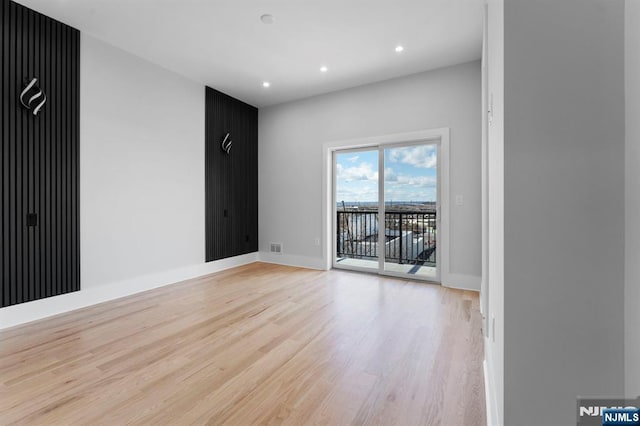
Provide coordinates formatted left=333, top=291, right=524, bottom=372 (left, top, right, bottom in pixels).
left=333, top=141, right=440, bottom=282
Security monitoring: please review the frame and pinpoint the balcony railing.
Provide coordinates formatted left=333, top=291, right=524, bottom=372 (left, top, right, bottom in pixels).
left=336, top=210, right=437, bottom=266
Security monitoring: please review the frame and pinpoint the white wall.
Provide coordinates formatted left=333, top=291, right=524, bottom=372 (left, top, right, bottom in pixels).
left=81, top=34, right=205, bottom=288
left=259, top=61, right=482, bottom=286
left=626, top=0, right=640, bottom=398
left=503, top=1, right=625, bottom=424
left=485, top=0, right=504, bottom=424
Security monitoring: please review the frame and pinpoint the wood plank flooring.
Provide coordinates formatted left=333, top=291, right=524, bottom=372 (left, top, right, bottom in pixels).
left=0, top=263, right=485, bottom=425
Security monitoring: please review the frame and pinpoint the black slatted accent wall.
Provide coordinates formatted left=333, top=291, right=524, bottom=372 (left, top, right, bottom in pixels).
left=205, top=88, right=258, bottom=261
left=1, top=0, right=80, bottom=307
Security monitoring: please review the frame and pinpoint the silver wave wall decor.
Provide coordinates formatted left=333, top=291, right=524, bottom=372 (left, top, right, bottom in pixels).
left=20, top=77, right=47, bottom=116
left=221, top=132, right=232, bottom=154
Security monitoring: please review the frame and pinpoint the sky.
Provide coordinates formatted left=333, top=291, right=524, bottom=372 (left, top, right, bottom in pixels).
left=335, top=144, right=437, bottom=203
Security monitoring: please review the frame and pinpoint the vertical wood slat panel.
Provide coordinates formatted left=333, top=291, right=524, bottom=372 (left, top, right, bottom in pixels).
left=0, top=0, right=80, bottom=308
left=1, top=0, right=7, bottom=306
left=15, top=1, right=23, bottom=306
left=31, top=7, right=39, bottom=302
left=205, top=88, right=258, bottom=262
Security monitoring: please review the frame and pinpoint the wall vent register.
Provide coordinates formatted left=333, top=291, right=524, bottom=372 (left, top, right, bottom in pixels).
left=270, top=243, right=283, bottom=254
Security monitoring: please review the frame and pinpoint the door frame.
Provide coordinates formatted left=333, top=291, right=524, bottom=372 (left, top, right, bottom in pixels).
left=322, top=128, right=450, bottom=285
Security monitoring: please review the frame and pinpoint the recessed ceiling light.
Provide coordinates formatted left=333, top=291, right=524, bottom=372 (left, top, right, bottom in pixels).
left=395, top=45, right=404, bottom=53
left=260, top=14, right=274, bottom=24
left=262, top=81, right=270, bottom=88
left=320, top=66, right=328, bottom=73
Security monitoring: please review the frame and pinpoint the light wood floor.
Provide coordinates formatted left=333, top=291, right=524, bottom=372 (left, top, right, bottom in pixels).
left=0, top=263, right=485, bottom=425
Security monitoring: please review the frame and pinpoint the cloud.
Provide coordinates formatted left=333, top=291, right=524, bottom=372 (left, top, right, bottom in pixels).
left=384, top=167, right=397, bottom=182
left=384, top=174, right=437, bottom=201
left=336, top=162, right=378, bottom=182
left=336, top=185, right=378, bottom=202
left=387, top=145, right=437, bottom=169
left=336, top=153, right=438, bottom=201
left=394, top=175, right=437, bottom=188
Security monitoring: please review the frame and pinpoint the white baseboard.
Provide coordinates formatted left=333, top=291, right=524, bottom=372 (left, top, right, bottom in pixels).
left=258, top=252, right=327, bottom=270
left=484, top=346, right=500, bottom=426
left=0, top=252, right=258, bottom=330
left=442, top=272, right=481, bottom=291
left=480, top=279, right=486, bottom=316
left=257, top=253, right=480, bottom=292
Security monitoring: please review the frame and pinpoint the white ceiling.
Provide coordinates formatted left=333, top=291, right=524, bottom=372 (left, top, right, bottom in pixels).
left=15, top=0, right=484, bottom=107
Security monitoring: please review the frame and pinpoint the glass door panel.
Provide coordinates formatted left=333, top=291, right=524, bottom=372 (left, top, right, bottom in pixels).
left=334, top=149, right=379, bottom=272
left=382, top=143, right=438, bottom=281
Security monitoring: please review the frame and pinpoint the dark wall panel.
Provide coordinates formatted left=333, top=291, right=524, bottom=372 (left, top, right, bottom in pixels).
left=205, top=88, right=258, bottom=261
left=1, top=0, right=80, bottom=307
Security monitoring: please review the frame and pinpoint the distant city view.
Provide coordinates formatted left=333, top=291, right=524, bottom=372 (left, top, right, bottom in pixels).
left=336, top=200, right=436, bottom=212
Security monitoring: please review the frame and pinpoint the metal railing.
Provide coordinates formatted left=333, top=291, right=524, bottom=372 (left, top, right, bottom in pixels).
left=336, top=210, right=437, bottom=266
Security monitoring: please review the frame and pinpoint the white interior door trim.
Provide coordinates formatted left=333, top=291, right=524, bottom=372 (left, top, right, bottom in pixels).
left=378, top=145, right=386, bottom=274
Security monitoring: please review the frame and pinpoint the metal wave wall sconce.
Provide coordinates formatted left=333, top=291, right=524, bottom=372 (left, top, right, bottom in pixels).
left=221, top=133, right=232, bottom=154
left=20, top=78, right=47, bottom=116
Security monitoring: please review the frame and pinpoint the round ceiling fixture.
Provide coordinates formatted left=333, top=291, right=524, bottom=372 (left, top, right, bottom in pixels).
left=395, top=45, right=404, bottom=53
left=260, top=14, right=275, bottom=24
left=320, top=66, right=328, bottom=73
left=262, top=81, right=271, bottom=88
